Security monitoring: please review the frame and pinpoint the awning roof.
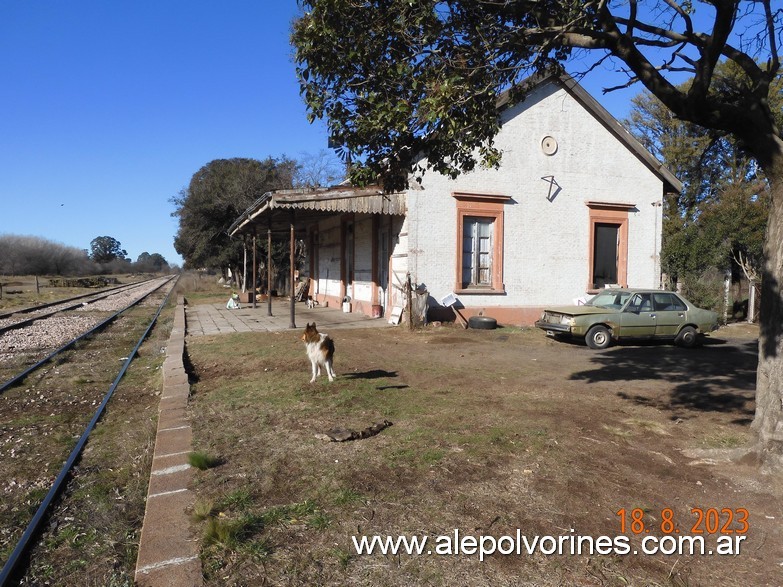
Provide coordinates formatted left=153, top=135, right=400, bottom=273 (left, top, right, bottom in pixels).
left=229, top=185, right=407, bottom=237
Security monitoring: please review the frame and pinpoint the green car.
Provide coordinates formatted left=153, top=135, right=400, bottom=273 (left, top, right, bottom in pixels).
left=534, top=289, right=720, bottom=349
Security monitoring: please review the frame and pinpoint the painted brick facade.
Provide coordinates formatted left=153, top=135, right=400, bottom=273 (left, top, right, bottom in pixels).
left=400, top=78, right=672, bottom=325
left=300, top=75, right=678, bottom=326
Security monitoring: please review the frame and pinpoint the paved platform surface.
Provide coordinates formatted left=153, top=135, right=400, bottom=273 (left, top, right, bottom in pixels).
left=185, top=299, right=392, bottom=336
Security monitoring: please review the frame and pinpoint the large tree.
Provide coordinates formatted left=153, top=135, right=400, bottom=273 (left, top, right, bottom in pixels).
left=172, top=157, right=298, bottom=273
left=292, top=1, right=783, bottom=468
left=135, top=252, right=170, bottom=273
left=89, top=236, right=128, bottom=264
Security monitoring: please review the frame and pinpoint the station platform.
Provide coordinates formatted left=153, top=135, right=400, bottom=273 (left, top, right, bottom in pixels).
left=185, top=298, right=392, bottom=336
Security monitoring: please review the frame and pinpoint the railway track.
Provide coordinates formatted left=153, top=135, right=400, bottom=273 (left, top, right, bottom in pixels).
left=0, top=275, right=178, bottom=585
left=0, top=278, right=174, bottom=391
left=0, top=278, right=162, bottom=336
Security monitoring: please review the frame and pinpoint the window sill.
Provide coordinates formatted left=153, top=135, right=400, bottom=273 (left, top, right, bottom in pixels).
left=454, top=287, right=507, bottom=296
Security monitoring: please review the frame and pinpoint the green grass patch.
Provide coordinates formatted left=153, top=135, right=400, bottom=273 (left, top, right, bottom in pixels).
left=388, top=445, right=446, bottom=468
left=330, top=487, right=365, bottom=506
left=702, top=432, right=748, bottom=449
left=217, top=488, right=254, bottom=511
left=203, top=514, right=261, bottom=548
left=189, top=451, right=222, bottom=470
left=192, top=500, right=216, bottom=522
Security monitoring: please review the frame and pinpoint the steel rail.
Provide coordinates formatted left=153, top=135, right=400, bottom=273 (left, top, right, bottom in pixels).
left=0, top=276, right=178, bottom=586
left=0, top=278, right=150, bottom=320
left=0, top=275, right=175, bottom=394
left=0, top=278, right=163, bottom=335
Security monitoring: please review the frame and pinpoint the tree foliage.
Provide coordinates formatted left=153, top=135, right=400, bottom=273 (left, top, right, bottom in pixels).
left=89, top=236, right=128, bottom=264
left=171, top=157, right=298, bottom=272
left=0, top=235, right=95, bottom=276
left=625, top=62, right=782, bottom=285
left=0, top=235, right=172, bottom=276
left=664, top=184, right=769, bottom=305
left=293, top=1, right=781, bottom=191
left=135, top=252, right=170, bottom=273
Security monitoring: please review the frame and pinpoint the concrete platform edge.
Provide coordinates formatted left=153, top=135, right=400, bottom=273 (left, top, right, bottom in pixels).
left=135, top=295, right=202, bottom=587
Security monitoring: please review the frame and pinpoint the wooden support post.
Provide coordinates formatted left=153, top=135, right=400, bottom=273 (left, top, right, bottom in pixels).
left=406, top=273, right=413, bottom=330
left=242, top=241, right=247, bottom=293
left=267, top=216, right=273, bottom=317
left=289, top=210, right=296, bottom=329
left=252, top=233, right=257, bottom=309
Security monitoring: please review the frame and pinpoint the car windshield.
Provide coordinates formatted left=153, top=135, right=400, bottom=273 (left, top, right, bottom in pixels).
left=587, top=291, right=631, bottom=309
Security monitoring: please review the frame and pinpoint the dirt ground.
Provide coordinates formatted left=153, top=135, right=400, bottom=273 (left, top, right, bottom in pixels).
left=186, top=320, right=781, bottom=587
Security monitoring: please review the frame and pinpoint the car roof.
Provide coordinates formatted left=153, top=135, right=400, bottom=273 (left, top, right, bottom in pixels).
left=598, top=289, right=680, bottom=295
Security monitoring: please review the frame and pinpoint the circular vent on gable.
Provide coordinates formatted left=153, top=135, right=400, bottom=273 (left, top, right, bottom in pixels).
left=541, top=135, right=558, bottom=155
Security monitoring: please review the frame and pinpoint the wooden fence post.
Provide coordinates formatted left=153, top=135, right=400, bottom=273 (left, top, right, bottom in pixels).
left=406, top=273, right=413, bottom=330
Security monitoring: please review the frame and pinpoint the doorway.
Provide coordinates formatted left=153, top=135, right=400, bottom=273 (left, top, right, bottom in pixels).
left=592, top=222, right=619, bottom=288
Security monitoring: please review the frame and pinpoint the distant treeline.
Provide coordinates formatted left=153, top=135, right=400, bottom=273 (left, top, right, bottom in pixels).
left=0, top=235, right=175, bottom=276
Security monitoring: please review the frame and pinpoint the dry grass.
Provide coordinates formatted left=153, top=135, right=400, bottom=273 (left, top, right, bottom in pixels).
left=174, top=272, right=232, bottom=305
left=186, top=324, right=781, bottom=587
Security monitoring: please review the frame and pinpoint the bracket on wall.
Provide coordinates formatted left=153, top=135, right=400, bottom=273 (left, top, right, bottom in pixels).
left=541, top=175, right=562, bottom=202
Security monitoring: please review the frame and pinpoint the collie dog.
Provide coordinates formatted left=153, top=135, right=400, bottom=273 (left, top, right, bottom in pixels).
left=302, top=322, right=336, bottom=383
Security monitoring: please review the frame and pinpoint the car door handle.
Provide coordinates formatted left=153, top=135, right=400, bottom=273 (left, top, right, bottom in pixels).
left=649, top=314, right=656, bottom=318
left=678, top=313, right=685, bottom=317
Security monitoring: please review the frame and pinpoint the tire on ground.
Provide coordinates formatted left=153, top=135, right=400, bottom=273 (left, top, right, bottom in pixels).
left=468, top=316, right=498, bottom=330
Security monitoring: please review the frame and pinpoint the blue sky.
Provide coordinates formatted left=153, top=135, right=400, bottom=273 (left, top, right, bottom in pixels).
left=0, top=2, right=642, bottom=267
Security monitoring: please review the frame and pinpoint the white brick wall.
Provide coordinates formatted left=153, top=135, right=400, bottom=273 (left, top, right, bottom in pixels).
left=408, top=80, right=665, bottom=310
left=352, top=215, right=374, bottom=302
left=315, top=215, right=342, bottom=300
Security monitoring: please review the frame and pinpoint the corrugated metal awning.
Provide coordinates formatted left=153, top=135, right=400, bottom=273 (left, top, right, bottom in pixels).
left=276, top=189, right=406, bottom=215
left=229, top=185, right=406, bottom=237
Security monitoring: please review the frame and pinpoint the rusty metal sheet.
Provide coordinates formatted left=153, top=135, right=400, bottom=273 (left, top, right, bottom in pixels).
left=229, top=186, right=406, bottom=237
left=275, top=191, right=406, bottom=215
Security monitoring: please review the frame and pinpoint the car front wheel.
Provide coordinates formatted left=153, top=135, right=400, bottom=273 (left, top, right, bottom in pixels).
left=585, top=325, right=612, bottom=350
left=675, top=325, right=698, bottom=348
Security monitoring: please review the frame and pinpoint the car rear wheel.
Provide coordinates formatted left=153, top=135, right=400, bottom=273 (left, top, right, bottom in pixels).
left=675, top=325, right=698, bottom=348
left=585, top=325, right=611, bottom=350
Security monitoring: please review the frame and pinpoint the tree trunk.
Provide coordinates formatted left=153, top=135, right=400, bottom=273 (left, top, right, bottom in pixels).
left=752, top=158, right=783, bottom=470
